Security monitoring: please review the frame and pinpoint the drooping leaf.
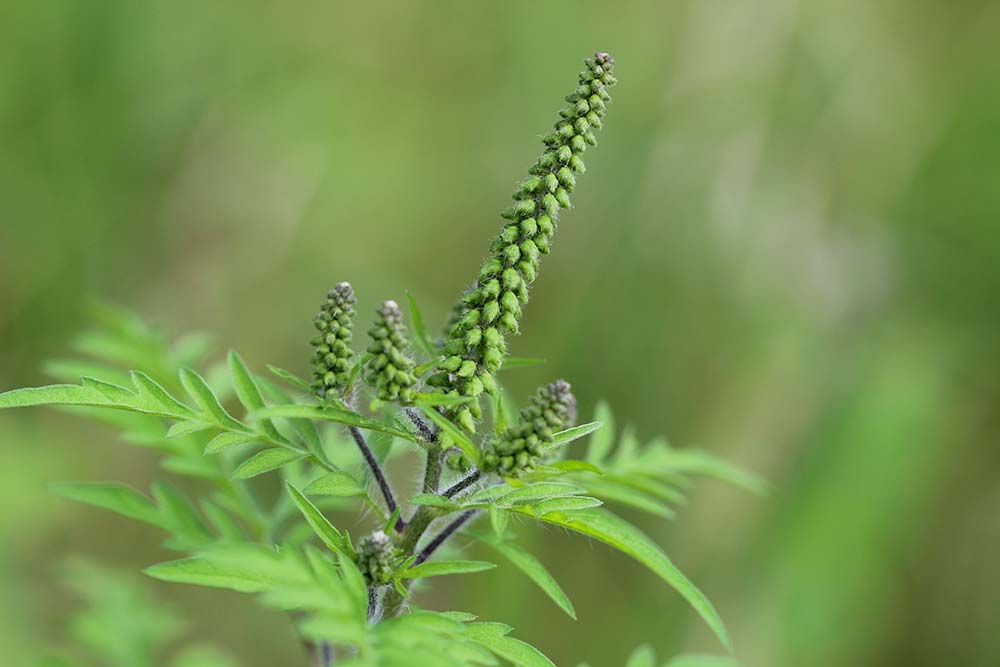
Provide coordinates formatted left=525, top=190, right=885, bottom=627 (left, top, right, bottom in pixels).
left=152, top=483, right=213, bottom=546
left=462, top=622, right=556, bottom=667
left=477, top=536, right=575, bottom=619
left=519, top=508, right=732, bottom=652
left=586, top=400, right=616, bottom=463
left=402, top=560, right=497, bottom=579
left=488, top=504, right=508, bottom=537
left=233, top=448, right=307, bottom=479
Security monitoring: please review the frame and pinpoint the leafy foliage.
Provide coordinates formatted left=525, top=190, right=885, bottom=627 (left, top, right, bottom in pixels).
left=0, top=53, right=765, bottom=666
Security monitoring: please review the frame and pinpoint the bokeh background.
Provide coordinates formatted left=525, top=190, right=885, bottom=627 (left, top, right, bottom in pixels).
left=2, top=1, right=998, bottom=665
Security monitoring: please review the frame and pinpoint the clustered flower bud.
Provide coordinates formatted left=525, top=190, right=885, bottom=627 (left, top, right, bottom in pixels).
left=431, top=53, right=616, bottom=436
left=483, top=379, right=577, bottom=477
left=363, top=300, right=418, bottom=404
left=311, top=282, right=357, bottom=400
left=356, top=530, right=396, bottom=585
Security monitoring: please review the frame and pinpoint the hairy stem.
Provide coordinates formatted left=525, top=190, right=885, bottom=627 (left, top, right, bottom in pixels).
left=349, top=426, right=404, bottom=532
left=414, top=510, right=478, bottom=565
left=443, top=470, right=481, bottom=498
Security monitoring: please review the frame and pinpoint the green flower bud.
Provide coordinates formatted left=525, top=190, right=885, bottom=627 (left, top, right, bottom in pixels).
left=483, top=380, right=577, bottom=478
left=434, top=53, right=616, bottom=436
left=357, top=530, right=397, bottom=585
left=363, top=300, right=418, bottom=404
left=311, top=282, right=356, bottom=399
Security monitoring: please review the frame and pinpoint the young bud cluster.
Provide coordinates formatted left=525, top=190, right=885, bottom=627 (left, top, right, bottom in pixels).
left=363, top=300, right=418, bottom=404
left=356, top=530, right=396, bottom=585
left=431, top=53, right=616, bottom=437
left=311, top=282, right=357, bottom=400
left=484, top=380, right=576, bottom=477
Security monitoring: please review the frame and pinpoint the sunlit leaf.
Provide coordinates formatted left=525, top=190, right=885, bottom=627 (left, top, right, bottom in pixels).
left=402, top=560, right=497, bottom=579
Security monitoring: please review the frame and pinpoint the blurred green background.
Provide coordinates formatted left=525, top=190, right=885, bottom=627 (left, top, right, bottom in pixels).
left=2, top=1, right=998, bottom=665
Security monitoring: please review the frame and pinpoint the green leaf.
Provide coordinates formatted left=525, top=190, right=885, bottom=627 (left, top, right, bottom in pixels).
left=412, top=393, right=475, bottom=407
left=406, top=291, right=436, bottom=357
left=145, top=557, right=274, bottom=593
left=0, top=378, right=186, bottom=419
left=417, top=406, right=482, bottom=465
left=204, top=431, right=258, bottom=454
left=579, top=479, right=675, bottom=519
left=478, top=537, right=575, bottom=619
left=267, top=365, right=314, bottom=393
left=549, top=422, right=603, bottom=450
left=587, top=401, right=615, bottom=463
left=501, top=357, right=548, bottom=369
left=626, top=645, right=656, bottom=667
left=501, top=483, right=587, bottom=506
left=408, top=493, right=461, bottom=510
left=200, top=500, right=244, bottom=542
left=546, top=459, right=604, bottom=476
left=233, top=448, right=307, bottom=479
left=152, top=483, right=213, bottom=545
left=256, top=404, right=421, bottom=444
left=402, top=560, right=496, bottom=579
left=462, top=622, right=556, bottom=667
left=166, top=421, right=213, bottom=439
left=488, top=504, right=508, bottom=536
left=286, top=483, right=349, bottom=555
left=305, top=471, right=368, bottom=497
left=659, top=449, right=770, bottom=496
left=130, top=371, right=196, bottom=417
left=530, top=496, right=603, bottom=514
left=521, top=508, right=732, bottom=652
left=179, top=367, right=246, bottom=431
left=228, top=351, right=284, bottom=443
left=50, top=482, right=161, bottom=527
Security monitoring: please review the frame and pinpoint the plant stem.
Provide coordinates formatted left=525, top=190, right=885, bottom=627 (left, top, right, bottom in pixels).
left=443, top=470, right=481, bottom=497
left=414, top=510, right=478, bottom=565
left=349, top=425, right=404, bottom=532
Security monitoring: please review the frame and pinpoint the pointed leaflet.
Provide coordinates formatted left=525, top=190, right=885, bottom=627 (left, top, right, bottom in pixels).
left=233, top=448, right=307, bottom=479
left=548, top=422, right=603, bottom=450
left=204, top=431, right=258, bottom=454
left=50, top=482, right=162, bottom=527
left=401, top=560, right=497, bottom=579
left=178, top=367, right=246, bottom=431
left=228, top=351, right=284, bottom=443
left=405, top=291, right=436, bottom=357
left=476, top=535, right=575, bottom=619
left=305, top=471, right=367, bottom=497
left=417, top=405, right=482, bottom=465
left=462, top=622, right=556, bottom=667
left=586, top=400, right=616, bottom=463
left=516, top=508, right=732, bottom=652
left=0, top=377, right=189, bottom=419
left=255, top=404, right=420, bottom=444
left=286, top=483, right=350, bottom=555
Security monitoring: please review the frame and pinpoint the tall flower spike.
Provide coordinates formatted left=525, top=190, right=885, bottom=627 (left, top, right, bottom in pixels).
left=363, top=300, right=418, bottom=404
left=483, top=379, right=577, bottom=477
left=311, top=282, right=356, bottom=400
left=433, top=52, right=616, bottom=435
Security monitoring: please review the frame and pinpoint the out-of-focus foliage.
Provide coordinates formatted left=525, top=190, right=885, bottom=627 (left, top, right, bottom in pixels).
left=1, top=1, right=998, bottom=666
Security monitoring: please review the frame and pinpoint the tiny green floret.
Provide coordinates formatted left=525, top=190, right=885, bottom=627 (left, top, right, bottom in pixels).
left=363, top=300, right=418, bottom=404
left=357, top=530, right=397, bottom=585
left=311, top=282, right=357, bottom=400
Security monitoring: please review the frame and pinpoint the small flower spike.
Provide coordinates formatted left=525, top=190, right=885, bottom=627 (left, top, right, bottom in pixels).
left=484, top=379, right=577, bottom=477
left=311, top=282, right=357, bottom=400
left=357, top=530, right=396, bottom=585
left=433, top=53, right=616, bottom=437
left=364, top=300, right=418, bottom=404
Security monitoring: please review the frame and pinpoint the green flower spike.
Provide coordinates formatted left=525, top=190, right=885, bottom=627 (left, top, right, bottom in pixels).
left=356, top=530, right=396, bottom=585
left=433, top=52, right=616, bottom=436
left=311, top=282, right=356, bottom=400
left=484, top=379, right=577, bottom=477
left=364, top=300, right=418, bottom=404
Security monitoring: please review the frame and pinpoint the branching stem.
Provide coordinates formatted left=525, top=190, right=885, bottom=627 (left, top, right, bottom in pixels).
left=415, top=510, right=478, bottom=565
left=443, top=470, right=481, bottom=498
left=349, top=426, right=405, bottom=532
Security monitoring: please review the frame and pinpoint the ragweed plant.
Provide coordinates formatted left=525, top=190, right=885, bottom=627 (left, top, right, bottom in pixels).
left=2, top=53, right=764, bottom=667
